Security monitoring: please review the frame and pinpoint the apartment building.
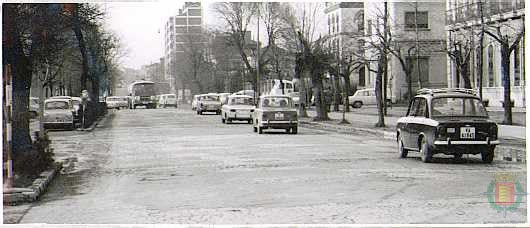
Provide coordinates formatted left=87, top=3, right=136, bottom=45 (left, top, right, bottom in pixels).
left=446, top=0, right=525, bottom=107
left=363, top=0, right=448, bottom=102
left=164, top=2, right=204, bottom=97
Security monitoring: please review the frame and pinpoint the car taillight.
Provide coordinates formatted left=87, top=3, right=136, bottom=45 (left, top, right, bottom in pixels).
left=490, top=124, right=498, bottom=139
left=436, top=125, right=446, bottom=138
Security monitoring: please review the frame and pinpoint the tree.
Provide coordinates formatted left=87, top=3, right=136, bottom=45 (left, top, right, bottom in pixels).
left=446, top=31, right=473, bottom=89
left=484, top=20, right=524, bottom=125
left=175, top=31, right=210, bottom=95
left=279, top=3, right=330, bottom=120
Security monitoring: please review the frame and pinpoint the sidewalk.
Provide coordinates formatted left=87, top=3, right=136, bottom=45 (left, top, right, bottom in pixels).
left=300, top=105, right=526, bottom=162
left=305, top=105, right=526, bottom=140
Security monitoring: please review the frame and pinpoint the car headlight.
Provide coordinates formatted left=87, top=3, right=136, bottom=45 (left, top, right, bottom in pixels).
left=436, top=125, right=446, bottom=138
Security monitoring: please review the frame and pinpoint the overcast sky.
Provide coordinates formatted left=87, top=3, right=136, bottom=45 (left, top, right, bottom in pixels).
left=103, top=1, right=325, bottom=70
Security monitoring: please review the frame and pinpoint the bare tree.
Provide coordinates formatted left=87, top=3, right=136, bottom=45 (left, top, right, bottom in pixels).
left=483, top=20, right=524, bottom=125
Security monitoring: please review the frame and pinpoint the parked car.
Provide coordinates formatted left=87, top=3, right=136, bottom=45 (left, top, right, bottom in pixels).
left=106, top=96, right=129, bottom=109
left=252, top=95, right=298, bottom=134
left=218, top=93, right=232, bottom=105
left=42, top=98, right=75, bottom=130
left=29, top=97, right=40, bottom=118
left=158, top=94, right=178, bottom=108
left=49, top=96, right=82, bottom=124
left=396, top=88, right=499, bottom=163
left=196, top=94, right=222, bottom=115
left=348, top=88, right=394, bottom=108
left=191, top=95, right=201, bottom=110
left=221, top=95, right=255, bottom=124
left=287, top=92, right=300, bottom=107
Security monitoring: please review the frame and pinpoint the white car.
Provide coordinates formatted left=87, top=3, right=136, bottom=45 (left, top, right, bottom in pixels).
left=232, top=90, right=256, bottom=98
left=348, top=88, right=395, bottom=108
left=252, top=95, right=298, bottom=134
left=106, top=96, right=129, bottom=109
left=287, top=92, right=300, bottom=107
left=43, top=98, right=75, bottom=130
left=221, top=95, right=255, bottom=124
left=158, top=94, right=178, bottom=108
left=196, top=94, right=222, bottom=115
left=218, top=93, right=232, bottom=105
left=29, top=97, right=40, bottom=118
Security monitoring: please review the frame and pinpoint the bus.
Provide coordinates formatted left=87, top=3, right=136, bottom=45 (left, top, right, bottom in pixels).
left=260, top=79, right=295, bottom=96
left=128, top=80, right=157, bottom=109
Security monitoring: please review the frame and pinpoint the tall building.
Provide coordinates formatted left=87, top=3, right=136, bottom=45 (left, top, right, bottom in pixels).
left=324, top=2, right=365, bottom=94
left=164, top=2, right=203, bottom=97
left=446, top=0, right=525, bottom=107
left=363, top=0, right=448, bottom=102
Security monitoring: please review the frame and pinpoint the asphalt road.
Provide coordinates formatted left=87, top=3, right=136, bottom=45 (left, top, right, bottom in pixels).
left=18, top=107, right=527, bottom=224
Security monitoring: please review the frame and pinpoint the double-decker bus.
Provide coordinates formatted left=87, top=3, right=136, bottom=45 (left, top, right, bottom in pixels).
left=128, top=80, right=157, bottom=109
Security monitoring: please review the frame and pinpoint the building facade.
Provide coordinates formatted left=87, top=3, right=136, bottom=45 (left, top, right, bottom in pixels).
left=363, top=0, right=448, bottom=102
left=164, top=2, right=203, bottom=98
left=446, top=0, right=525, bottom=107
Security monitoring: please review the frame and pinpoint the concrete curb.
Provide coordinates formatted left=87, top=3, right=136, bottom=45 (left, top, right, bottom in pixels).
left=77, top=112, right=108, bottom=132
left=3, top=162, right=63, bottom=205
left=300, top=120, right=525, bottom=163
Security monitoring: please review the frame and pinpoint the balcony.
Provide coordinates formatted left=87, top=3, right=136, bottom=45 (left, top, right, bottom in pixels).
left=446, top=1, right=524, bottom=25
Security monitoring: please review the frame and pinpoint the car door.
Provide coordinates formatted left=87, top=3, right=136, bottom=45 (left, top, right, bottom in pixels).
left=408, top=98, right=428, bottom=150
left=402, top=99, right=418, bottom=148
left=367, top=90, right=377, bottom=105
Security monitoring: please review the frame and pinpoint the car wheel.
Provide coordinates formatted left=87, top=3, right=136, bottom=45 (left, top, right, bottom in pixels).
left=397, top=135, right=408, bottom=158
left=253, top=126, right=257, bottom=132
left=247, top=120, right=252, bottom=124
left=285, top=128, right=291, bottom=134
left=481, top=147, right=495, bottom=163
left=353, top=101, right=362, bottom=108
left=258, top=125, right=263, bottom=134
left=291, top=127, right=298, bottom=134
left=227, top=118, right=232, bottom=124
left=419, top=137, right=433, bottom=163
left=222, top=118, right=225, bottom=123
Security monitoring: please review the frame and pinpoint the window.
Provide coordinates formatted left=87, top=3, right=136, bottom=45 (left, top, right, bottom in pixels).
left=408, top=98, right=426, bottom=117
left=175, top=18, right=187, bottom=25
left=358, top=67, right=365, bottom=87
left=175, top=26, right=187, bottom=33
left=487, top=45, right=495, bottom=87
left=404, top=11, right=429, bottom=29
left=406, top=57, right=430, bottom=84
left=514, top=44, right=521, bottom=86
left=188, top=18, right=201, bottom=25
left=187, top=9, right=201, bottom=16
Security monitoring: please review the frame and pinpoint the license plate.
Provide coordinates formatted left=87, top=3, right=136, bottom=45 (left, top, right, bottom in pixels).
left=460, top=127, right=475, bottom=139
left=275, top=112, right=284, bottom=120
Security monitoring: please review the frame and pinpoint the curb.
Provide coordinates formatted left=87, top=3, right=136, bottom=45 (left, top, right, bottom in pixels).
left=77, top=112, right=108, bottom=132
left=299, top=120, right=525, bottom=163
left=3, top=162, right=63, bottom=205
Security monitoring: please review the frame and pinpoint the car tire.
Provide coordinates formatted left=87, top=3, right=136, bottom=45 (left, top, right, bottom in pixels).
left=285, top=128, right=291, bottom=134
left=291, top=127, right=298, bottom=134
left=222, top=118, right=225, bottom=124
left=248, top=120, right=252, bottom=124
left=253, top=126, right=257, bottom=132
left=258, top=126, right=263, bottom=134
left=353, top=101, right=362, bottom=108
left=481, top=147, right=495, bottom=164
left=397, top=135, right=408, bottom=158
left=419, top=137, right=433, bottom=163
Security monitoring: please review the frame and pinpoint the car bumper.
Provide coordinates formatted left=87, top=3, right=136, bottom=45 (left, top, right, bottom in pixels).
left=434, top=139, right=500, bottom=145
left=259, top=120, right=298, bottom=129
left=227, top=112, right=252, bottom=120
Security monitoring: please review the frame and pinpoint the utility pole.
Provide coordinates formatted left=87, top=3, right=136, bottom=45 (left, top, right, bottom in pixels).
left=414, top=0, right=422, bottom=89
left=3, top=64, right=14, bottom=188
left=255, top=5, right=260, bottom=104
left=383, top=1, right=389, bottom=115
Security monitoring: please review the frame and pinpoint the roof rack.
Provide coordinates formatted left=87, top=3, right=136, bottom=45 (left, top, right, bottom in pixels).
left=416, top=88, right=477, bottom=96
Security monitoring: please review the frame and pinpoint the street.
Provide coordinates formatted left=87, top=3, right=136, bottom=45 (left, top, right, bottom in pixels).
left=19, top=107, right=526, bottom=224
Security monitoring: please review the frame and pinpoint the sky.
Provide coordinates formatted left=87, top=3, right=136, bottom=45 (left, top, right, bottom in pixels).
left=103, top=1, right=326, bottom=70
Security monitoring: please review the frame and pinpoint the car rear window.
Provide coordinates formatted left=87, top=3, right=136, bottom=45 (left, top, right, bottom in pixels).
left=431, top=97, right=488, bottom=117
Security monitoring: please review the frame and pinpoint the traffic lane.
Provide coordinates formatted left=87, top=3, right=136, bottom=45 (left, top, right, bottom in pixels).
left=20, top=108, right=526, bottom=223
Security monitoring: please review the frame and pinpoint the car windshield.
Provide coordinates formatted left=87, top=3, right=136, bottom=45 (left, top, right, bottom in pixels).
left=229, top=97, right=253, bottom=105
left=431, top=97, right=488, bottom=117
left=261, top=97, right=291, bottom=108
left=46, top=101, right=69, bottom=110
left=201, top=95, right=219, bottom=101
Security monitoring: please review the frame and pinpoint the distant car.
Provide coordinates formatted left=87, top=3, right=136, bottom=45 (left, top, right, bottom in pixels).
left=106, top=96, right=129, bottom=109
left=233, top=90, right=256, bottom=98
left=396, top=88, right=499, bottom=163
left=196, top=94, right=222, bottom=115
left=29, top=97, right=40, bottom=118
left=158, top=94, right=178, bottom=108
left=43, top=98, right=75, bottom=130
left=218, top=93, right=232, bottom=105
left=191, top=95, right=201, bottom=110
left=349, top=88, right=395, bottom=108
left=49, top=96, right=82, bottom=124
left=252, top=95, right=298, bottom=134
left=287, top=92, right=300, bottom=107
left=221, top=95, right=255, bottom=124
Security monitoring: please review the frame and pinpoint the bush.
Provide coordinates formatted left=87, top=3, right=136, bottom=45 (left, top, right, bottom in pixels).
left=13, top=135, right=54, bottom=178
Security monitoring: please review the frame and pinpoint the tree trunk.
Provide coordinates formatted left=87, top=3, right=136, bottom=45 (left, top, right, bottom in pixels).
left=73, top=4, right=89, bottom=91
left=342, top=72, right=351, bottom=112
left=461, top=62, right=472, bottom=89
left=375, top=56, right=385, bottom=127
left=501, top=45, right=512, bottom=125
left=406, top=71, right=413, bottom=102
left=333, top=74, right=340, bottom=111
left=295, top=57, right=308, bottom=117
left=312, top=66, right=329, bottom=121
left=4, top=4, right=33, bottom=153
